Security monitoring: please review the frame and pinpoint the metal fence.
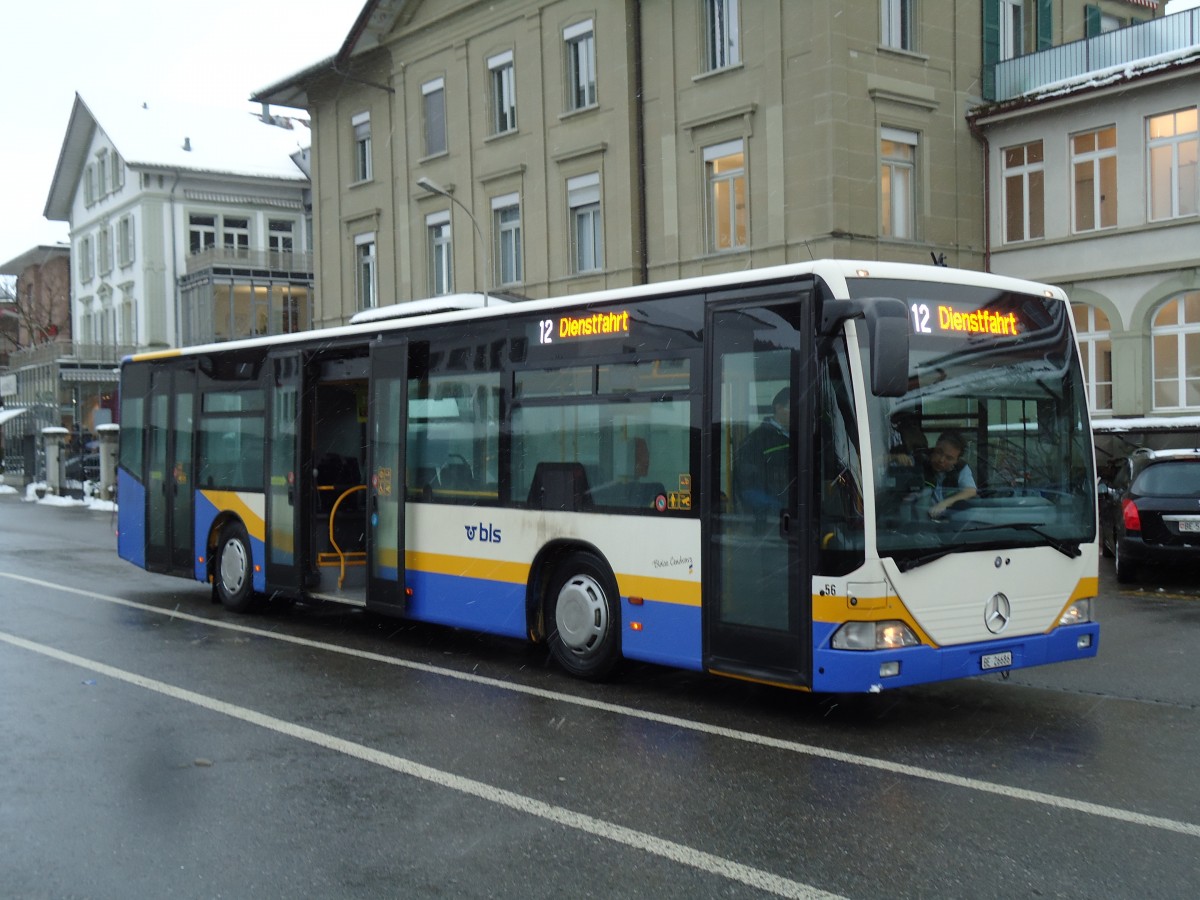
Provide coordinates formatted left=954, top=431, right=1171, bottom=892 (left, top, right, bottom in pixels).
left=994, top=9, right=1200, bottom=102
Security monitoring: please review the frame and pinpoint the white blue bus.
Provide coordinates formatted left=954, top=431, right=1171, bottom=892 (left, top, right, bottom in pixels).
left=116, top=260, right=1099, bottom=692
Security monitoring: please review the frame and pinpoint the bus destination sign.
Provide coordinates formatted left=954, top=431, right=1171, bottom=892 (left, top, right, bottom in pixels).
left=537, top=310, right=630, bottom=345
left=909, top=301, right=1022, bottom=338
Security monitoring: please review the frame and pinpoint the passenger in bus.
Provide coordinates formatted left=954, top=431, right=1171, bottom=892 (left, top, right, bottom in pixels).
left=734, top=388, right=792, bottom=525
left=915, top=431, right=977, bottom=519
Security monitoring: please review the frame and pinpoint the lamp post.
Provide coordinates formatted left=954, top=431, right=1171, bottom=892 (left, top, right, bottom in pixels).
left=415, top=176, right=490, bottom=307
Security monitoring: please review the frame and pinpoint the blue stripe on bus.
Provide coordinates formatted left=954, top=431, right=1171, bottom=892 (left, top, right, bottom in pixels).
left=621, top=598, right=703, bottom=670
left=406, top=569, right=528, bottom=639
left=810, top=621, right=1100, bottom=692
left=116, top=470, right=146, bottom=568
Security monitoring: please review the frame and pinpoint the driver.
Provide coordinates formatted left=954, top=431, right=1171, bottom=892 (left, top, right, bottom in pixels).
left=918, top=431, right=977, bottom=519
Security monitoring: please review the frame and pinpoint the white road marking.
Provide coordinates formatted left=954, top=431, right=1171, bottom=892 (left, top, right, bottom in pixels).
left=5, top=572, right=1200, bottom=840
left=0, top=628, right=838, bottom=900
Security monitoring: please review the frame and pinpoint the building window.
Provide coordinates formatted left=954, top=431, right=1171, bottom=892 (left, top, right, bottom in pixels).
left=223, top=217, right=250, bottom=256
left=1148, top=108, right=1198, bottom=222
left=705, top=0, right=740, bottom=70
left=881, top=0, right=914, bottom=51
left=564, top=20, right=597, bottom=111
left=488, top=52, right=517, bottom=135
left=355, top=233, right=377, bottom=310
left=427, top=211, right=453, bottom=296
left=1151, top=293, right=1200, bottom=409
left=1072, top=304, right=1113, bottom=413
left=567, top=173, right=603, bottom=273
left=84, top=165, right=96, bottom=206
left=492, top=194, right=522, bottom=286
left=268, top=219, right=294, bottom=256
left=352, top=112, right=372, bottom=182
left=704, top=140, right=747, bottom=252
left=189, top=214, right=216, bottom=254
left=423, top=78, right=447, bottom=157
left=881, top=127, right=917, bottom=240
left=1072, top=126, right=1117, bottom=232
left=117, top=216, right=135, bottom=267
left=79, top=236, right=94, bottom=283
left=99, top=226, right=113, bottom=275
left=1002, top=139, right=1044, bottom=243
left=1000, top=0, right=1023, bottom=60
left=97, top=152, right=108, bottom=199
left=111, top=152, right=125, bottom=192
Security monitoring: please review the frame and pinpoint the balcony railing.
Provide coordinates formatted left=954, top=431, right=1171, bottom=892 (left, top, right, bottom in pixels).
left=8, top=340, right=140, bottom=369
left=184, top=247, right=314, bottom=276
left=992, top=9, right=1200, bottom=102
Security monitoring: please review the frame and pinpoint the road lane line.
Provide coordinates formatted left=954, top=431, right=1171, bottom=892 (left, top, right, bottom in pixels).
left=0, top=628, right=838, bottom=900
left=5, top=571, right=1200, bottom=840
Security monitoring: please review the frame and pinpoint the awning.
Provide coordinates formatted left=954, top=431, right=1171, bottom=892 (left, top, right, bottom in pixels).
left=0, top=407, right=26, bottom=426
left=59, top=368, right=119, bottom=384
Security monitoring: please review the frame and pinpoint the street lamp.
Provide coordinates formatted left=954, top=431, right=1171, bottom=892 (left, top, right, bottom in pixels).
left=415, top=176, right=490, bottom=307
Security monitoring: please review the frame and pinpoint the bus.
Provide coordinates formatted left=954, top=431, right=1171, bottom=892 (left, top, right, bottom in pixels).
left=116, top=260, right=1099, bottom=693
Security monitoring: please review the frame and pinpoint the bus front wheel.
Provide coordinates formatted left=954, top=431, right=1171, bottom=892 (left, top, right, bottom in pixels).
left=215, top=522, right=257, bottom=613
left=546, top=553, right=621, bottom=681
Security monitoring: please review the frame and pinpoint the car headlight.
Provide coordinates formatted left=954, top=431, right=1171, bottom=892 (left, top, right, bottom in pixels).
left=832, top=620, right=920, bottom=650
left=1059, top=598, right=1092, bottom=626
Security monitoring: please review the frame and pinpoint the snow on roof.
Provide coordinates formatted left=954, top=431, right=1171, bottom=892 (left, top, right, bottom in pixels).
left=1091, top=415, right=1200, bottom=433
left=1019, top=45, right=1200, bottom=102
left=81, top=93, right=310, bottom=181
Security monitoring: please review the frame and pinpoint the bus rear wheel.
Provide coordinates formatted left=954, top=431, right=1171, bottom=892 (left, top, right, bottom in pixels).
left=546, top=553, right=621, bottom=681
left=215, top=522, right=257, bottom=613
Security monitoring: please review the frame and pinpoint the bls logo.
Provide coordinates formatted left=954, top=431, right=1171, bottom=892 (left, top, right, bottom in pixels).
left=465, top=522, right=502, bottom=543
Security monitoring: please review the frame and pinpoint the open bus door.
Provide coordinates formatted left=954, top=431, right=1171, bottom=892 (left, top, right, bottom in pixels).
left=704, top=298, right=813, bottom=688
left=266, top=351, right=305, bottom=593
left=145, top=363, right=196, bottom=577
left=366, top=338, right=408, bottom=614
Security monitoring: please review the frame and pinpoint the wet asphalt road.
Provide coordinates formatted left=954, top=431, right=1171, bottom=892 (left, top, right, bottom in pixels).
left=1, top=490, right=1198, bottom=899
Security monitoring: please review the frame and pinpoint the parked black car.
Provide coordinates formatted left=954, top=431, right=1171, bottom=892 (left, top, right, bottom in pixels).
left=63, top=453, right=100, bottom=484
left=1099, top=448, right=1200, bottom=583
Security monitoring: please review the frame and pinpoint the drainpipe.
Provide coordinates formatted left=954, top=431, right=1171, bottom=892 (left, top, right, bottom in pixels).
left=632, top=0, right=648, bottom=285
left=169, top=170, right=182, bottom=346
left=967, top=115, right=991, bottom=273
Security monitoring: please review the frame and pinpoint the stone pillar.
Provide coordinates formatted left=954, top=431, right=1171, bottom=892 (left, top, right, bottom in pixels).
left=97, top=423, right=120, bottom=503
left=42, top=426, right=69, bottom=496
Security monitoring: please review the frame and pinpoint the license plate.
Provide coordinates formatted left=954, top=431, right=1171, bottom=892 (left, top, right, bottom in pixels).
left=1179, top=520, right=1200, bottom=533
left=981, top=651, right=1012, bottom=670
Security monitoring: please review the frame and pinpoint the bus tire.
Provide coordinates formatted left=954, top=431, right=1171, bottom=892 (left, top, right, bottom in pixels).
left=546, top=553, right=621, bottom=681
left=215, top=522, right=257, bottom=613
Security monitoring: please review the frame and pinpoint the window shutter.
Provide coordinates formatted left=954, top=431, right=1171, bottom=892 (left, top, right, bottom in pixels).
left=1084, top=4, right=1102, bottom=38
left=982, top=0, right=1000, bottom=101
left=1037, top=0, right=1053, bottom=49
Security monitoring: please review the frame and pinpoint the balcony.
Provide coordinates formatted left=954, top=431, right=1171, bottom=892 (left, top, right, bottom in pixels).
left=184, top=247, right=314, bottom=278
left=992, top=8, right=1200, bottom=102
left=8, top=339, right=139, bottom=370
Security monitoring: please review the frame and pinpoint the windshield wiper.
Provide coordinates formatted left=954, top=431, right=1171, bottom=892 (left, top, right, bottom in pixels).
left=958, top=522, right=1081, bottom=559
left=894, top=547, right=958, bottom=572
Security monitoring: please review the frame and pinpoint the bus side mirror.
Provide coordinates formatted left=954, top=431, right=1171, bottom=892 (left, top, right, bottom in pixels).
left=865, top=300, right=910, bottom=397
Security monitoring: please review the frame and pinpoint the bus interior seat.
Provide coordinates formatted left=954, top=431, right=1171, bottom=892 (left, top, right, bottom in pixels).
left=527, top=462, right=591, bottom=511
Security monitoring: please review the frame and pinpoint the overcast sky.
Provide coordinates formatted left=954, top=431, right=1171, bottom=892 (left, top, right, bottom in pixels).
left=0, top=0, right=362, bottom=267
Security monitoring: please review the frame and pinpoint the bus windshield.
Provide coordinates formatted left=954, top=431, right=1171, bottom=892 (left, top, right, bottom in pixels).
left=849, top=278, right=1096, bottom=570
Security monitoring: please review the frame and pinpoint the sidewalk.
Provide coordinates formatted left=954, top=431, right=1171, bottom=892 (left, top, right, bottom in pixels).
left=0, top=479, right=116, bottom=513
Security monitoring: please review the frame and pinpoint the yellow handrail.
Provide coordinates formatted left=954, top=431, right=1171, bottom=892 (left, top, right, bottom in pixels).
left=329, top=485, right=367, bottom=589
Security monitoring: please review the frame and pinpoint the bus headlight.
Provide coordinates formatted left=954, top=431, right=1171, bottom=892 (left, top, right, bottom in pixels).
left=832, top=621, right=920, bottom=650
left=1058, top=599, right=1092, bottom=626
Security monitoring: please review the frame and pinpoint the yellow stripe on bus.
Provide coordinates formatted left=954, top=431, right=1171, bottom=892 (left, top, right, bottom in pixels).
left=403, top=550, right=699, bottom=606
left=128, top=348, right=184, bottom=362
left=199, top=490, right=266, bottom=542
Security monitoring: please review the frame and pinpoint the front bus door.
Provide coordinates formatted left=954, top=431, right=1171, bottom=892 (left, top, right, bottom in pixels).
left=145, top=364, right=196, bottom=576
left=366, top=339, right=408, bottom=614
left=705, top=299, right=812, bottom=687
left=266, top=351, right=305, bottom=593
